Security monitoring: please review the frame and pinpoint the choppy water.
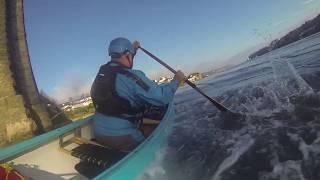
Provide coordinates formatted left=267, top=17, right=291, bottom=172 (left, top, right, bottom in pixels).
left=140, top=33, right=320, bottom=180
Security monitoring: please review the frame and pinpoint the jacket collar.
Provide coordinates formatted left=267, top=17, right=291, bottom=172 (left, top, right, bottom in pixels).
left=107, top=61, right=129, bottom=69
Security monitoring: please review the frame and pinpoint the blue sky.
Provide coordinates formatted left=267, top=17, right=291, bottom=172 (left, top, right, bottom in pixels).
left=24, top=0, right=320, bottom=102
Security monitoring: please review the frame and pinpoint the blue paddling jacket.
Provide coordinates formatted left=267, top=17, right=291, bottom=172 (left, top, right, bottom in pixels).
left=90, top=62, right=179, bottom=142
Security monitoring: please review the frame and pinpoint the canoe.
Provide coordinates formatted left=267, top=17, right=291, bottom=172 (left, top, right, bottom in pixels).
left=0, top=103, right=175, bottom=180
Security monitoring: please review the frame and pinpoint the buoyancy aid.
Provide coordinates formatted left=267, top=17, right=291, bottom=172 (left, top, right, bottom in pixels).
left=90, top=62, right=149, bottom=123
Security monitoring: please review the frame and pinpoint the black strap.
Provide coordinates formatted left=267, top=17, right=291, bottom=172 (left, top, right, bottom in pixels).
left=116, top=69, right=150, bottom=92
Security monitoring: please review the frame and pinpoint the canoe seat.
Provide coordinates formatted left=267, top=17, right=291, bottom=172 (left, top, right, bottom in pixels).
left=71, top=144, right=127, bottom=178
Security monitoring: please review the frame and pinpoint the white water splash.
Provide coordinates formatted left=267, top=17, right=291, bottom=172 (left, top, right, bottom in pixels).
left=260, top=160, right=307, bottom=180
left=211, top=135, right=255, bottom=180
left=270, top=57, right=314, bottom=103
left=137, top=148, right=168, bottom=180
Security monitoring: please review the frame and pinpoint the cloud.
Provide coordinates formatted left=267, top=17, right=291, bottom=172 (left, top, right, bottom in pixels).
left=145, top=63, right=192, bottom=80
left=52, top=71, right=94, bottom=103
left=271, top=20, right=287, bottom=28
left=146, top=66, right=182, bottom=80
left=302, top=0, right=315, bottom=4
left=145, top=45, right=264, bottom=78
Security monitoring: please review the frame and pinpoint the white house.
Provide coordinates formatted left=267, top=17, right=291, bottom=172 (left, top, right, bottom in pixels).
left=61, top=97, right=93, bottom=111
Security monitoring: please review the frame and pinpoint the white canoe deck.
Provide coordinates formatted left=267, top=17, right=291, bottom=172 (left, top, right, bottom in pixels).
left=12, top=139, right=86, bottom=180
left=10, top=124, right=95, bottom=180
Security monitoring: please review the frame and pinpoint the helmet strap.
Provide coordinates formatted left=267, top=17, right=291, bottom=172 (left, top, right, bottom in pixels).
left=110, top=51, right=133, bottom=69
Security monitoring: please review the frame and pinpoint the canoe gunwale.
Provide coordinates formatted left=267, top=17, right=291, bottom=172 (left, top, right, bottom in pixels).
left=0, top=116, right=93, bottom=163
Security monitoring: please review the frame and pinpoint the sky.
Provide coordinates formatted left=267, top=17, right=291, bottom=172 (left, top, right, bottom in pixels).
left=24, top=0, right=320, bottom=102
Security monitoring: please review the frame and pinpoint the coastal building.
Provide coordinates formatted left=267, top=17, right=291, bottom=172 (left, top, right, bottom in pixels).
left=61, top=97, right=93, bottom=111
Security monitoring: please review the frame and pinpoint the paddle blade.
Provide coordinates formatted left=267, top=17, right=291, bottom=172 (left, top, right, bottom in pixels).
left=219, top=112, right=246, bottom=130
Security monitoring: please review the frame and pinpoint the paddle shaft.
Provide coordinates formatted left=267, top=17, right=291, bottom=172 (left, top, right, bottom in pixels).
left=139, top=47, right=231, bottom=112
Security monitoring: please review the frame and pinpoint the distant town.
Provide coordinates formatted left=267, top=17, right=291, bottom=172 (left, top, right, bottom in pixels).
left=153, top=72, right=207, bottom=85
left=60, top=96, right=93, bottom=112
left=60, top=72, right=209, bottom=114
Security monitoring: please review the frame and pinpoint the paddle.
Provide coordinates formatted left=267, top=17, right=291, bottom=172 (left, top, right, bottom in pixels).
left=139, top=47, right=245, bottom=130
left=139, top=47, right=231, bottom=112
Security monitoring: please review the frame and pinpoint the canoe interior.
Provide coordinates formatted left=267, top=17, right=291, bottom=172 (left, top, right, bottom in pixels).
left=1, top=118, right=160, bottom=180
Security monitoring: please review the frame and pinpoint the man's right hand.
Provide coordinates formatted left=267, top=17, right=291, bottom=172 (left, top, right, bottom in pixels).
left=174, top=70, right=186, bottom=82
left=132, top=41, right=140, bottom=50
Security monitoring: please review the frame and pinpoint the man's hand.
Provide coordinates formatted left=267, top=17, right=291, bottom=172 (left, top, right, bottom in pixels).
left=174, top=70, right=186, bottom=82
left=132, top=41, right=140, bottom=50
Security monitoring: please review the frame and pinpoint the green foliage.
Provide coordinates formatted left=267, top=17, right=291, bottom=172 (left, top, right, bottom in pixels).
left=64, top=103, right=95, bottom=120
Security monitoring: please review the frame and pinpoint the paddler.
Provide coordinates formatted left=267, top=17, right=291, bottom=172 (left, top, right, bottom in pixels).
left=90, top=37, right=185, bottom=151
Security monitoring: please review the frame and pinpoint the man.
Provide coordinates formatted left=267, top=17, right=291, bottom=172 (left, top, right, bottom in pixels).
left=90, top=37, right=185, bottom=151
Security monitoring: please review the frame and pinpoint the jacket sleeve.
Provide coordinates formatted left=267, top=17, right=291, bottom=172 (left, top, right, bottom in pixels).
left=132, top=70, right=179, bottom=106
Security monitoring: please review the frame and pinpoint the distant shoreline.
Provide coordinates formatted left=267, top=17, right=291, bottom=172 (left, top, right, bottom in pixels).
left=249, top=14, right=320, bottom=60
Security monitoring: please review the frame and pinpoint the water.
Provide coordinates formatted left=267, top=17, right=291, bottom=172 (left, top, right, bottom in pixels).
left=140, top=33, right=320, bottom=180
